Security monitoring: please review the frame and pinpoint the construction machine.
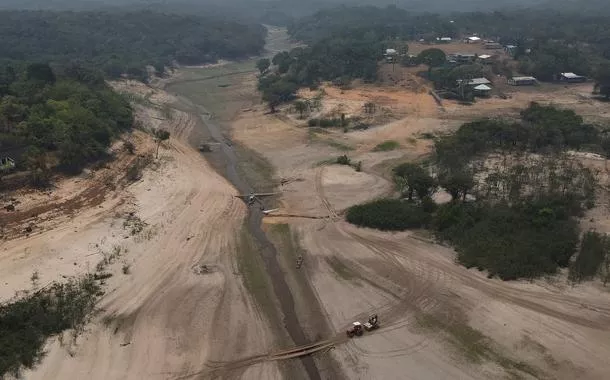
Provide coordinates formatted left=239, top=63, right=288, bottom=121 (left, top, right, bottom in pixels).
left=363, top=314, right=379, bottom=331
left=346, top=322, right=363, bottom=338
left=347, top=315, right=379, bottom=338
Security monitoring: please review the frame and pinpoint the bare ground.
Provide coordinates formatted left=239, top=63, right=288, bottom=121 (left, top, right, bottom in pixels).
left=230, top=69, right=610, bottom=379
left=1, top=81, right=281, bottom=380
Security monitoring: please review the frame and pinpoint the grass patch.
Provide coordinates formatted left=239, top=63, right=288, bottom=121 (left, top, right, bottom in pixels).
left=327, top=139, right=354, bottom=151
left=234, top=142, right=276, bottom=194
left=417, top=313, right=540, bottom=378
left=373, top=140, right=400, bottom=152
left=0, top=275, right=103, bottom=377
left=237, top=227, right=279, bottom=325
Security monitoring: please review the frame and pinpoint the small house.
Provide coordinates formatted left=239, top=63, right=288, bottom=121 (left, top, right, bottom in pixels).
left=436, top=37, right=452, bottom=43
left=504, top=45, right=517, bottom=55
left=477, top=54, right=493, bottom=64
left=559, top=72, right=586, bottom=83
left=384, top=48, right=397, bottom=63
left=508, top=76, right=537, bottom=86
left=484, top=42, right=502, bottom=50
left=457, top=78, right=492, bottom=87
left=0, top=157, right=15, bottom=173
left=473, top=84, right=492, bottom=97
left=466, top=36, right=481, bottom=43
left=450, top=53, right=477, bottom=63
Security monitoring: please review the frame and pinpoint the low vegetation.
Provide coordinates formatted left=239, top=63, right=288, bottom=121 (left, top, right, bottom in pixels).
left=0, top=275, right=102, bottom=377
left=348, top=104, right=605, bottom=281
left=346, top=199, right=430, bottom=231
left=569, top=232, right=610, bottom=283
left=373, top=140, right=400, bottom=152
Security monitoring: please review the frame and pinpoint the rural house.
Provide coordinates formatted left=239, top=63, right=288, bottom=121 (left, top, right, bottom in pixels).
left=559, top=72, right=586, bottom=83
left=384, top=48, right=397, bottom=62
left=473, top=84, right=492, bottom=97
left=477, top=54, right=493, bottom=64
left=457, top=77, right=492, bottom=86
left=508, top=76, right=537, bottom=86
left=466, top=36, right=481, bottom=43
left=450, top=53, right=477, bottom=63
left=484, top=42, right=502, bottom=50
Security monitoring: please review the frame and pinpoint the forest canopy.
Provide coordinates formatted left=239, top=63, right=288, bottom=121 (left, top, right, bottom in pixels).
left=0, top=62, right=133, bottom=178
left=0, top=10, right=266, bottom=80
left=347, top=104, right=603, bottom=281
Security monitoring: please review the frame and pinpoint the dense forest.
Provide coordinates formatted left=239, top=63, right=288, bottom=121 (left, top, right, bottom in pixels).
left=0, top=10, right=266, bottom=80
left=347, top=103, right=610, bottom=281
left=257, top=5, right=610, bottom=109
left=0, top=62, right=133, bottom=182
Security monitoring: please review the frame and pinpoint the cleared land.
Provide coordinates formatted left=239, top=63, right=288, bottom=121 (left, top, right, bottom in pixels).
left=1, top=80, right=282, bottom=379
left=229, top=48, right=610, bottom=379
left=2, top=28, right=610, bottom=380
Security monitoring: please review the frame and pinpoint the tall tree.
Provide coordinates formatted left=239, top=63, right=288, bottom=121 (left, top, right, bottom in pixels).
left=393, top=163, right=437, bottom=201
left=417, top=48, right=447, bottom=78
left=256, top=58, right=271, bottom=75
left=153, top=129, right=171, bottom=158
left=594, top=62, right=610, bottom=99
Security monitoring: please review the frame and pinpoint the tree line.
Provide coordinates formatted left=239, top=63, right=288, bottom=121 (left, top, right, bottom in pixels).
left=0, top=10, right=266, bottom=81
left=347, top=104, right=607, bottom=281
left=0, top=62, right=133, bottom=183
left=286, top=6, right=610, bottom=98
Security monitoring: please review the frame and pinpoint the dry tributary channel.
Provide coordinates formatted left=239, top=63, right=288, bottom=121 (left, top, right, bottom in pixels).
left=165, top=58, right=323, bottom=380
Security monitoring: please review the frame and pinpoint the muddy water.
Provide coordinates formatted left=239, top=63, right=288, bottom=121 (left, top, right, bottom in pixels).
left=166, top=31, right=322, bottom=380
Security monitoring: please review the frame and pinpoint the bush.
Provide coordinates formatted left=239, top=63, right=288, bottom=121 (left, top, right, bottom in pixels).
left=308, top=117, right=343, bottom=128
left=373, top=140, right=400, bottom=152
left=337, top=155, right=351, bottom=165
left=435, top=200, right=579, bottom=280
left=124, top=141, right=136, bottom=154
left=569, top=231, right=609, bottom=282
left=0, top=275, right=102, bottom=377
left=346, top=199, right=431, bottom=231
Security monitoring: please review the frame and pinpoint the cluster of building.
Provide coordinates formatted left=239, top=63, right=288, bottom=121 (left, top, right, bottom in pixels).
left=384, top=36, right=589, bottom=97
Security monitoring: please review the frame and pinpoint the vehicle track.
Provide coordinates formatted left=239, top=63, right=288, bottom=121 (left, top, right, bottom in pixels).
left=347, top=229, right=610, bottom=330
left=315, top=166, right=339, bottom=220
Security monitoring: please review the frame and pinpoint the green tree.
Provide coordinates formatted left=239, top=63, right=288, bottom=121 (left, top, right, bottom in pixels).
left=594, top=62, right=610, bottom=99
left=393, top=163, right=437, bottom=201
left=256, top=58, right=271, bottom=75
left=440, top=171, right=475, bottom=201
left=272, top=51, right=292, bottom=74
left=153, top=129, right=171, bottom=158
left=293, top=100, right=308, bottom=118
left=261, top=79, right=297, bottom=112
left=26, top=63, right=56, bottom=84
left=417, top=48, right=447, bottom=78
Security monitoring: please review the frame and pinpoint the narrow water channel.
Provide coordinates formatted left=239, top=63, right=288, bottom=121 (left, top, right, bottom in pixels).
left=165, top=28, right=323, bottom=380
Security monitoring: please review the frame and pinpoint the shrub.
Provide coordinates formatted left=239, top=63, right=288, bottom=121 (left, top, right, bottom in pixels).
left=435, top=200, right=579, bottom=280
left=124, top=141, right=135, bottom=154
left=307, top=117, right=343, bottom=128
left=0, top=275, right=102, bottom=377
left=337, top=155, right=351, bottom=165
left=569, top=231, right=609, bottom=282
left=346, top=199, right=431, bottom=231
left=373, top=140, right=400, bottom=152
